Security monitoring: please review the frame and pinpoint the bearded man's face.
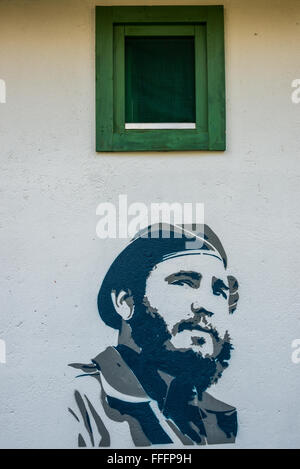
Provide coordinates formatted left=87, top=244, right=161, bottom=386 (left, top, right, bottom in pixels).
left=128, top=252, right=234, bottom=391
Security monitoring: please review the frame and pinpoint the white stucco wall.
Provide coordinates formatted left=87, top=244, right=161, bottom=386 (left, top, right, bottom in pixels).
left=0, top=0, right=300, bottom=448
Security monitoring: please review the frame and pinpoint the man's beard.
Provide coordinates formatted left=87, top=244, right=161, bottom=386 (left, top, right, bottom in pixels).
left=127, top=297, right=233, bottom=397
left=118, top=297, right=234, bottom=444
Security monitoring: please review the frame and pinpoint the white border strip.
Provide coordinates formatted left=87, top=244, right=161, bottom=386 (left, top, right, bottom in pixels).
left=125, top=123, right=196, bottom=130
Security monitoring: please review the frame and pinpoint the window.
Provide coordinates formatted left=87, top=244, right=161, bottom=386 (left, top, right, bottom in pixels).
left=125, top=33, right=196, bottom=127
left=96, top=6, right=225, bottom=152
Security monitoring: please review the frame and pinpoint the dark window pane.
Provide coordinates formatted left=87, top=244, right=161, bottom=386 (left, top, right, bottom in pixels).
left=125, top=36, right=196, bottom=123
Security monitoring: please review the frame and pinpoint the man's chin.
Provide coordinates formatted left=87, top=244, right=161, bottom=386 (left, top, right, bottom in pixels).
left=157, top=341, right=231, bottom=390
left=176, top=346, right=214, bottom=358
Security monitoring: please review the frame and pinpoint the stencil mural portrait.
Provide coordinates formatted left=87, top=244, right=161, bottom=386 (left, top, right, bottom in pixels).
left=69, top=224, right=239, bottom=447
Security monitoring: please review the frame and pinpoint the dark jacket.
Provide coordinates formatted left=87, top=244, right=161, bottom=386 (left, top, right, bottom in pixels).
left=69, top=346, right=237, bottom=447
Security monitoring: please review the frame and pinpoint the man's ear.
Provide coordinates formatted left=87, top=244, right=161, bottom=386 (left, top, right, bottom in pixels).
left=227, top=275, right=239, bottom=314
left=111, top=289, right=134, bottom=321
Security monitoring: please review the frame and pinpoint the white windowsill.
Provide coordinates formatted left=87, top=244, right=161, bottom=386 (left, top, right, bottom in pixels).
left=125, top=123, right=196, bottom=130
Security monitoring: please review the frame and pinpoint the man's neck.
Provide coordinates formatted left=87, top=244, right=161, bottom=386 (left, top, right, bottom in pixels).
left=118, top=322, right=142, bottom=353
left=116, top=344, right=172, bottom=409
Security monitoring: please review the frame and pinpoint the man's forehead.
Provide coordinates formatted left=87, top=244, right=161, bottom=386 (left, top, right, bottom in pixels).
left=150, top=251, right=226, bottom=277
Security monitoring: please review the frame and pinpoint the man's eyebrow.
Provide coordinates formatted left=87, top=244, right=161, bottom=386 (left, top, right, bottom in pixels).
left=164, top=271, right=202, bottom=288
left=211, top=276, right=229, bottom=288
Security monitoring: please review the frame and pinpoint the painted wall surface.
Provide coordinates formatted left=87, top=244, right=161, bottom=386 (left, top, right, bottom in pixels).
left=0, top=0, right=300, bottom=449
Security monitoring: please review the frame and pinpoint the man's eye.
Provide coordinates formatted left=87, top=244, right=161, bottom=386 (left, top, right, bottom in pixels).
left=165, top=272, right=201, bottom=289
left=171, top=279, right=196, bottom=288
left=214, top=288, right=228, bottom=299
left=212, top=278, right=229, bottom=299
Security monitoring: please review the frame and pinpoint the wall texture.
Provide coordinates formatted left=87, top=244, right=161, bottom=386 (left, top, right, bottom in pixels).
left=0, top=0, right=300, bottom=448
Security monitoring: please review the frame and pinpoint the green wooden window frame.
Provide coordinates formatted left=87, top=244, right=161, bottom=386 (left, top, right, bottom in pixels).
left=96, top=6, right=225, bottom=152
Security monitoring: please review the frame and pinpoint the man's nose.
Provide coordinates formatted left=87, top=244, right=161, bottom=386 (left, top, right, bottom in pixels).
left=191, top=303, right=214, bottom=319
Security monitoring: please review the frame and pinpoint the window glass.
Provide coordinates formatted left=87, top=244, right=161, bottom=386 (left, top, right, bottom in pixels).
left=125, top=36, right=196, bottom=123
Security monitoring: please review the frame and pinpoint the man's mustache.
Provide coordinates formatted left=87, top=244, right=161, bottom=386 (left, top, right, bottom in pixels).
left=171, top=316, right=220, bottom=340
